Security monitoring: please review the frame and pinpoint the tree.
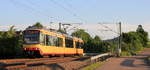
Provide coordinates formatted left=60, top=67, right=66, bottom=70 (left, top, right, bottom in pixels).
left=71, top=29, right=112, bottom=53
left=71, top=29, right=92, bottom=43
left=122, top=30, right=146, bottom=56
left=94, top=35, right=101, bottom=42
left=26, top=22, right=44, bottom=29
left=33, top=22, right=43, bottom=28
left=0, top=26, right=23, bottom=58
left=136, top=25, right=144, bottom=33
left=136, top=25, right=148, bottom=46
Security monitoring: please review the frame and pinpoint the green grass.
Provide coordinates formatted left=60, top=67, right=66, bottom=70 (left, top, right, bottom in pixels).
left=147, top=42, right=150, bottom=47
left=147, top=57, right=150, bottom=61
left=120, top=47, right=145, bottom=56
left=146, top=57, right=150, bottom=65
left=120, top=51, right=132, bottom=56
left=147, top=42, right=150, bottom=44
left=81, top=61, right=105, bottom=70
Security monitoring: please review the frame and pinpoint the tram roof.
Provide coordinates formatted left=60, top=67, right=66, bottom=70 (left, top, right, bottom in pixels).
left=25, top=27, right=83, bottom=41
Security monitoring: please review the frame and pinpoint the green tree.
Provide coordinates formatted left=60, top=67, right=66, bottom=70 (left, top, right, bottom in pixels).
left=136, top=25, right=148, bottom=46
left=71, top=29, right=92, bottom=43
left=71, top=29, right=112, bottom=53
left=122, top=30, right=146, bottom=56
left=94, top=35, right=101, bottom=42
left=0, top=26, right=23, bottom=58
left=136, top=25, right=144, bottom=32
left=33, top=22, right=43, bottom=28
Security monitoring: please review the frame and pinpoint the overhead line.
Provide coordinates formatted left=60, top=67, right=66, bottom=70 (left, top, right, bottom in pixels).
left=98, top=23, right=119, bottom=34
left=62, top=0, right=87, bottom=23
left=25, top=0, right=58, bottom=20
left=50, top=0, right=75, bottom=15
left=49, top=0, right=86, bottom=23
left=9, top=0, right=50, bottom=18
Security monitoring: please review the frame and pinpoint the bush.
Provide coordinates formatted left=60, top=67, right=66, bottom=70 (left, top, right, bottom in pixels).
left=120, top=51, right=132, bottom=56
left=0, top=27, right=23, bottom=58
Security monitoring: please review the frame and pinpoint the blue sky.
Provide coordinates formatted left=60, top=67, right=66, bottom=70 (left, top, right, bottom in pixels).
left=0, top=0, right=150, bottom=26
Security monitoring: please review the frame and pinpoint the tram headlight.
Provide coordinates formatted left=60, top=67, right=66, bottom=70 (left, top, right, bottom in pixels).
left=24, top=48, right=27, bottom=50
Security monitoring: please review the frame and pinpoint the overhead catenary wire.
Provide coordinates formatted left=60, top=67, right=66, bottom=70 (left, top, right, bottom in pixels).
left=9, top=0, right=65, bottom=30
left=9, top=0, right=39, bottom=18
left=100, top=30, right=107, bottom=39
left=49, top=0, right=87, bottom=23
left=61, top=0, right=85, bottom=21
left=66, top=23, right=82, bottom=32
left=8, top=0, right=59, bottom=30
left=98, top=23, right=119, bottom=34
left=24, top=0, right=59, bottom=21
left=62, top=0, right=75, bottom=10
left=25, top=0, right=50, bottom=14
left=9, top=0, right=51, bottom=19
left=97, top=22, right=120, bottom=40
left=63, top=0, right=87, bottom=23
left=49, top=0, right=76, bottom=16
left=8, top=0, right=46, bottom=29
left=11, top=0, right=86, bottom=24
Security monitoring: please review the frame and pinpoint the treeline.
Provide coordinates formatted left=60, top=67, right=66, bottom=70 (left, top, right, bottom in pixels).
left=71, top=25, right=149, bottom=56
left=0, top=23, right=43, bottom=58
left=71, top=29, right=115, bottom=53
left=121, top=25, right=149, bottom=56
left=0, top=23, right=149, bottom=58
left=0, top=26, right=23, bottom=58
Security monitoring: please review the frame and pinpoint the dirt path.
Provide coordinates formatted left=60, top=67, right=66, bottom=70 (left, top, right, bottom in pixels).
left=96, top=48, right=150, bottom=70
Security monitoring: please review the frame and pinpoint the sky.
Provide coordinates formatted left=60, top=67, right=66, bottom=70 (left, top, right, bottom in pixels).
left=0, top=0, right=150, bottom=39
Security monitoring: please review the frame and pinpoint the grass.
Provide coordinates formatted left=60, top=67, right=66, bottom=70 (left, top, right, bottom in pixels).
left=148, top=57, right=150, bottom=60
left=81, top=61, right=105, bottom=70
left=146, top=57, right=150, bottom=65
left=120, top=47, right=145, bottom=56
left=146, top=42, right=150, bottom=48
left=120, top=51, right=132, bottom=56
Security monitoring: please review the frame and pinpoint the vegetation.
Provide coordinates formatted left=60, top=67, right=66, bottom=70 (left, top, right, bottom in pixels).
left=0, top=26, right=23, bottom=58
left=81, top=62, right=105, bottom=70
left=146, top=56, right=150, bottom=65
left=72, top=25, right=149, bottom=55
left=27, top=22, right=44, bottom=29
left=71, top=29, right=92, bottom=43
left=0, top=22, right=149, bottom=58
left=32, top=22, right=44, bottom=28
left=0, top=22, right=44, bottom=58
left=147, top=42, right=150, bottom=47
left=121, top=25, right=148, bottom=56
left=71, top=29, right=115, bottom=53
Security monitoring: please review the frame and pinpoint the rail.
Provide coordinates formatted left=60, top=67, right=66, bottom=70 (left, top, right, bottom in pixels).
left=90, top=53, right=113, bottom=63
left=83, top=53, right=100, bottom=56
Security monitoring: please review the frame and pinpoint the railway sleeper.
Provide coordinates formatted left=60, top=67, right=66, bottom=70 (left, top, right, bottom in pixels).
left=24, top=50, right=42, bottom=58
left=0, top=62, right=26, bottom=70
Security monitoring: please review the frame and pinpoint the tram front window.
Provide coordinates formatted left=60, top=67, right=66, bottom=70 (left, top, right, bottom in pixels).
left=23, top=30, right=40, bottom=44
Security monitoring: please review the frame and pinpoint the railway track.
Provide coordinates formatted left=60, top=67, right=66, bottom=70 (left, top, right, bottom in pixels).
left=0, top=57, right=89, bottom=70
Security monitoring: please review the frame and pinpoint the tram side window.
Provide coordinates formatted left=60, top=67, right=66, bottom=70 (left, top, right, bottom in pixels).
left=46, top=35, right=56, bottom=46
left=45, top=35, right=63, bottom=47
left=46, top=35, right=51, bottom=46
left=76, top=42, right=80, bottom=48
left=51, top=36, right=57, bottom=46
left=40, top=33, right=45, bottom=45
left=56, top=38, right=63, bottom=47
left=80, top=42, right=84, bottom=48
left=76, top=42, right=83, bottom=48
left=65, top=38, right=73, bottom=48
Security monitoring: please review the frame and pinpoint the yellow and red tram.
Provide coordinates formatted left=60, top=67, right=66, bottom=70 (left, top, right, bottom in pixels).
left=23, top=28, right=84, bottom=57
